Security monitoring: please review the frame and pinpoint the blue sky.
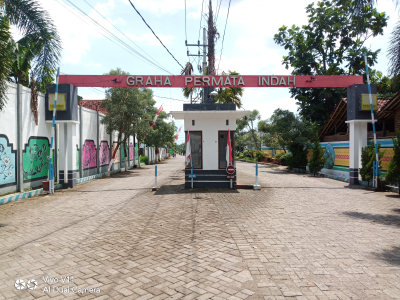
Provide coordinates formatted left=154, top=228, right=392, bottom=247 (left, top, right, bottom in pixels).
left=30, top=0, right=399, bottom=144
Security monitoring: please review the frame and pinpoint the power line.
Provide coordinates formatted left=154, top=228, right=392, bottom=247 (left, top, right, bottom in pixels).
left=82, top=0, right=169, bottom=74
left=217, top=0, right=231, bottom=74
left=59, top=0, right=172, bottom=75
left=65, top=0, right=172, bottom=74
left=128, top=0, right=184, bottom=69
left=153, top=95, right=186, bottom=102
left=215, top=0, right=223, bottom=23
left=185, top=0, right=188, bottom=53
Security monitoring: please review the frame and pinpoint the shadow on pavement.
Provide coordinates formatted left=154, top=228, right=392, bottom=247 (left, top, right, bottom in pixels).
left=343, top=211, right=400, bottom=265
left=386, top=194, right=400, bottom=198
left=372, top=246, right=400, bottom=266
left=68, top=188, right=150, bottom=193
left=342, top=211, right=400, bottom=227
left=260, top=186, right=345, bottom=189
left=154, top=185, right=240, bottom=195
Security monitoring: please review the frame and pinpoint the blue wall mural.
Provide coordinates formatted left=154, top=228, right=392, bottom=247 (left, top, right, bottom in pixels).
left=0, top=134, right=17, bottom=187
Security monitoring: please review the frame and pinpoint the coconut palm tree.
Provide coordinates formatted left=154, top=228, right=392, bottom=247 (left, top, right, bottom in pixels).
left=0, top=0, right=61, bottom=111
left=181, top=68, right=244, bottom=108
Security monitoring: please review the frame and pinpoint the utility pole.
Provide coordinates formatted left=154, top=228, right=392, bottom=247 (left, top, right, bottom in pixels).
left=186, top=29, right=208, bottom=103
left=203, top=27, right=207, bottom=103
left=207, top=0, right=217, bottom=76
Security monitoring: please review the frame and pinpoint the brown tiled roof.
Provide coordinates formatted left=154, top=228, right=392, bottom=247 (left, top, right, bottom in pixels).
left=78, top=100, right=108, bottom=114
left=341, top=97, right=390, bottom=113
left=319, top=92, right=400, bottom=138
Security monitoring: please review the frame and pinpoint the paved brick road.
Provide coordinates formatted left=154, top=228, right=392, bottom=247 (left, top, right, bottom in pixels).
left=0, top=157, right=399, bottom=300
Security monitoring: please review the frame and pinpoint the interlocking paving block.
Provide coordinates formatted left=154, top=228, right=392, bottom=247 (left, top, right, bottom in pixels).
left=0, top=157, right=399, bottom=299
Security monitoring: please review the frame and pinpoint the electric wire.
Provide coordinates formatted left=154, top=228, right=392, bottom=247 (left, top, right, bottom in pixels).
left=59, top=0, right=172, bottom=75
left=128, top=0, right=184, bottom=69
left=215, top=0, right=223, bottom=23
left=64, top=0, right=172, bottom=74
left=217, top=0, right=231, bottom=74
left=185, top=0, right=189, bottom=53
left=82, top=0, right=169, bottom=74
left=153, top=95, right=186, bottom=102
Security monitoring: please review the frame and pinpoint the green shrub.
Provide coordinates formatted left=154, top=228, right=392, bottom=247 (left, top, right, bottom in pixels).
left=255, top=150, right=265, bottom=162
left=280, top=153, right=293, bottom=166
left=140, top=156, right=149, bottom=165
left=308, top=138, right=326, bottom=176
left=287, top=144, right=308, bottom=169
left=275, top=152, right=285, bottom=160
left=360, top=143, right=384, bottom=184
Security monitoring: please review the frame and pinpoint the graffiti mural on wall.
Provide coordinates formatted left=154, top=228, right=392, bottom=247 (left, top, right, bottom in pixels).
left=76, top=145, right=79, bottom=170
left=130, top=143, right=134, bottom=160
left=23, top=137, right=50, bottom=181
left=0, top=134, right=16, bottom=187
left=83, top=140, right=97, bottom=169
left=121, top=143, right=129, bottom=162
left=324, top=144, right=335, bottom=169
left=99, top=141, right=110, bottom=166
left=112, top=142, right=120, bottom=163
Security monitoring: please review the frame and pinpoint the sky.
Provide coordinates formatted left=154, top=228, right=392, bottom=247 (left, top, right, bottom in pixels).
left=24, top=0, right=400, bottom=144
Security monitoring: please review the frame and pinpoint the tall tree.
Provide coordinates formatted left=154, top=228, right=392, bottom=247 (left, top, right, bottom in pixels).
left=145, top=111, right=176, bottom=162
left=259, top=108, right=316, bottom=167
left=349, top=0, right=400, bottom=76
left=237, top=110, right=261, bottom=151
left=274, top=0, right=387, bottom=126
left=134, top=91, right=157, bottom=168
left=0, top=10, right=11, bottom=112
left=101, top=68, right=155, bottom=172
left=0, top=0, right=61, bottom=111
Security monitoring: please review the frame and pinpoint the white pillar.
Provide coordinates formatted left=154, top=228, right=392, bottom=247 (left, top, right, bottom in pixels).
left=59, top=123, right=78, bottom=188
left=347, top=120, right=368, bottom=185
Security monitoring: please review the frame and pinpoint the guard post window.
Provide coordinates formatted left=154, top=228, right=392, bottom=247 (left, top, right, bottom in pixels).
left=219, top=131, right=235, bottom=169
left=185, top=131, right=202, bottom=169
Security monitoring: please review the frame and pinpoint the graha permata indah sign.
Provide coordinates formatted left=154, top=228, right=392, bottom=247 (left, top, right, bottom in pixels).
left=59, top=75, right=363, bottom=88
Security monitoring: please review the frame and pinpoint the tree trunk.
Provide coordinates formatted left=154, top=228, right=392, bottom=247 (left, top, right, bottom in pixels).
left=123, top=142, right=128, bottom=171
left=107, top=132, right=122, bottom=176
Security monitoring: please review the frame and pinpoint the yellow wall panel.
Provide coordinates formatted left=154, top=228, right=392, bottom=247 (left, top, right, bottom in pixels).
left=334, top=148, right=349, bottom=167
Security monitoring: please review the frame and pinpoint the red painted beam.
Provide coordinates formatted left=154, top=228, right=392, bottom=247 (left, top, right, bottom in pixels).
left=59, top=75, right=363, bottom=88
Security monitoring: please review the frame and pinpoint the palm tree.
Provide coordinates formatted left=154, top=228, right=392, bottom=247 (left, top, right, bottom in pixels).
left=213, top=71, right=243, bottom=108
left=181, top=69, right=244, bottom=108
left=388, top=20, right=400, bottom=77
left=0, top=0, right=61, bottom=111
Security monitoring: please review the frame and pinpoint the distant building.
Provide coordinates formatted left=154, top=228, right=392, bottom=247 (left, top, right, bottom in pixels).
left=319, top=92, right=400, bottom=142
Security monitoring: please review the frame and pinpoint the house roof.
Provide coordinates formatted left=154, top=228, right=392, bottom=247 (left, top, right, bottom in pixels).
left=319, top=92, right=399, bottom=137
left=78, top=100, right=108, bottom=114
